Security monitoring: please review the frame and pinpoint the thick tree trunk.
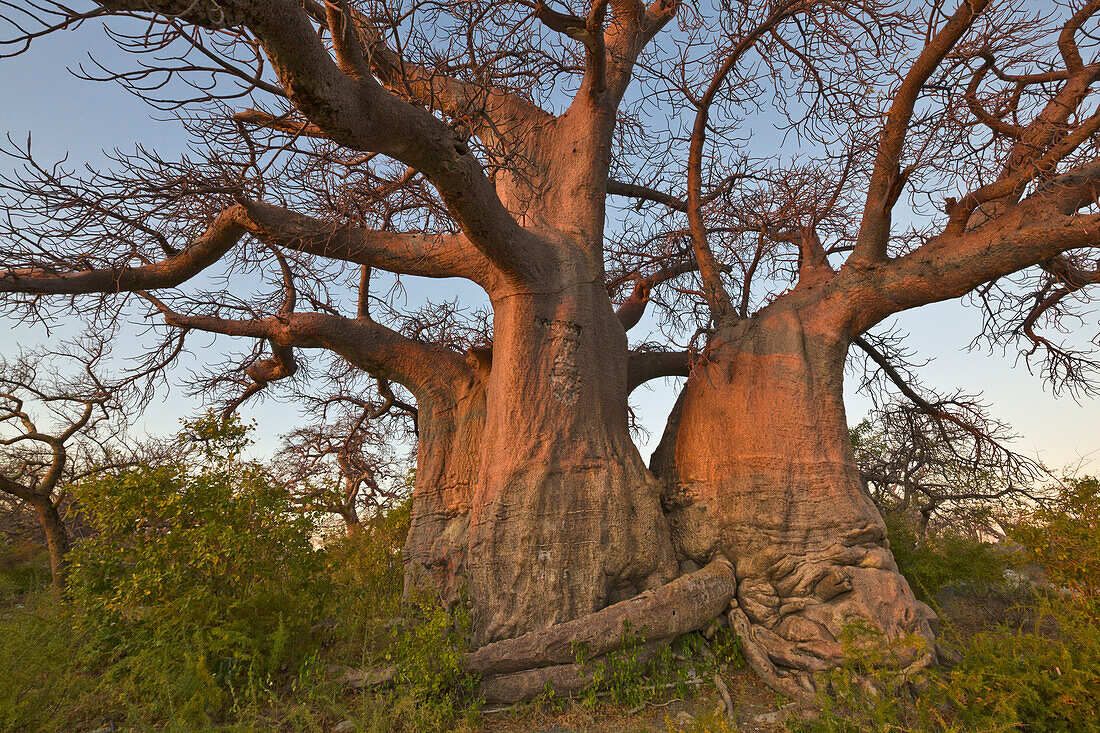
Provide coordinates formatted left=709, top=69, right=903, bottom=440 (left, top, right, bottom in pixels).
left=403, top=376, right=486, bottom=608
left=467, top=279, right=676, bottom=643
left=31, top=497, right=71, bottom=595
left=654, top=306, right=937, bottom=697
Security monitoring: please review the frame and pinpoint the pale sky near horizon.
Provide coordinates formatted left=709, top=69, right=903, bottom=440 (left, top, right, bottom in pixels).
left=0, top=20, right=1097, bottom=473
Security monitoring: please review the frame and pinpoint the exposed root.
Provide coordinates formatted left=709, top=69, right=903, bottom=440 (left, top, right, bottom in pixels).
left=725, top=528, right=939, bottom=701
left=328, top=664, right=397, bottom=690
left=477, top=640, right=671, bottom=703
left=467, top=555, right=736, bottom=676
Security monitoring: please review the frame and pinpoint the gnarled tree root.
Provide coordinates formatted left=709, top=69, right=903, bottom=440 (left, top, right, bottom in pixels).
left=468, top=555, right=736, bottom=676
left=466, top=544, right=938, bottom=706
left=468, top=556, right=736, bottom=702
left=478, top=640, right=671, bottom=703
left=725, top=531, right=939, bottom=702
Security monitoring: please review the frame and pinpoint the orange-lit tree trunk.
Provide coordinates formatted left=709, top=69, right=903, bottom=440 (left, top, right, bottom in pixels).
left=403, top=372, right=487, bottom=608
left=468, top=278, right=676, bottom=642
left=654, top=299, right=936, bottom=696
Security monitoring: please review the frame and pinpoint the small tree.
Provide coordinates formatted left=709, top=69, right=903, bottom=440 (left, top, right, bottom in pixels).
left=276, top=381, right=413, bottom=535
left=1012, top=475, right=1100, bottom=599
left=0, top=342, right=136, bottom=594
left=852, top=406, right=1044, bottom=542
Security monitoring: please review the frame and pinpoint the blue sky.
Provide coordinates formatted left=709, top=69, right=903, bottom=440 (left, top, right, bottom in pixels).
left=0, top=20, right=1096, bottom=471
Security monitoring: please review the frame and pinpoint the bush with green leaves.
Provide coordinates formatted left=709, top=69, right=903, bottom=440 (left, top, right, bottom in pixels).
left=64, top=412, right=326, bottom=723
left=1011, top=475, right=1100, bottom=599
left=936, top=596, right=1100, bottom=732
left=884, top=513, right=1005, bottom=602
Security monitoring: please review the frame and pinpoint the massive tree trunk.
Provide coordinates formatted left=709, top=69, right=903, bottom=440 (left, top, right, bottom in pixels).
left=31, top=497, right=71, bottom=595
left=403, top=372, right=487, bottom=609
left=467, top=277, right=677, bottom=643
left=654, top=303, right=937, bottom=697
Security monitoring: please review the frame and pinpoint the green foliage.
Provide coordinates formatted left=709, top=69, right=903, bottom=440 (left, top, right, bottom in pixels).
left=801, top=621, right=938, bottom=733
left=0, top=539, right=50, bottom=599
left=564, top=623, right=745, bottom=712
left=62, top=413, right=326, bottom=726
left=1011, top=475, right=1100, bottom=599
left=936, top=476, right=1100, bottom=732
left=664, top=709, right=737, bottom=732
left=802, top=476, right=1100, bottom=733
left=376, top=593, right=482, bottom=732
left=804, top=599, right=1100, bottom=732
left=885, top=513, right=1005, bottom=602
left=326, top=495, right=411, bottom=625
left=937, top=597, right=1100, bottom=732
left=0, top=596, right=96, bottom=733
left=0, top=420, right=483, bottom=733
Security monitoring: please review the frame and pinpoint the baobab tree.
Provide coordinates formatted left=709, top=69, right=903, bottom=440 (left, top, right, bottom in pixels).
left=1, top=0, right=1099, bottom=701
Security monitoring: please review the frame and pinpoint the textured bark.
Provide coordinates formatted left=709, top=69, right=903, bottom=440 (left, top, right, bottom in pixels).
left=655, top=304, right=937, bottom=697
left=467, top=276, right=677, bottom=643
left=467, top=555, right=734, bottom=675
left=31, top=497, right=71, bottom=595
left=403, top=374, right=487, bottom=608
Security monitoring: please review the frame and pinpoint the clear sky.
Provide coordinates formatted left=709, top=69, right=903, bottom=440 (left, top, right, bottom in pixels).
left=0, top=21, right=1097, bottom=472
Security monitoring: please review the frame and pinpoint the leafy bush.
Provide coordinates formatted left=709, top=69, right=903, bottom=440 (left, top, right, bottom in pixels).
left=937, top=596, right=1100, bottom=732
left=885, top=513, right=1004, bottom=602
left=64, top=413, right=326, bottom=725
left=1011, top=475, right=1100, bottom=599
left=379, top=593, right=482, bottom=731
left=0, top=596, right=97, bottom=732
left=325, top=493, right=411, bottom=628
left=802, top=476, right=1100, bottom=733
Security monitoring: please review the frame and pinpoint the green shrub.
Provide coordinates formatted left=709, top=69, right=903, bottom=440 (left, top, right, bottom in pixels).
left=885, top=513, right=1005, bottom=602
left=1011, top=475, right=1100, bottom=600
left=64, top=413, right=326, bottom=726
left=801, top=620, right=939, bottom=733
left=802, top=477, right=1100, bottom=733
left=0, top=542, right=50, bottom=600
left=937, top=596, right=1100, bottom=732
left=380, top=592, right=482, bottom=731
left=0, top=595, right=98, bottom=733
left=326, top=495, right=411, bottom=622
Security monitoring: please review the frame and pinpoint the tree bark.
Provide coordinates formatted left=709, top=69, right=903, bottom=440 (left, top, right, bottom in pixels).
left=403, top=374, right=487, bottom=609
left=30, top=497, right=71, bottom=595
left=467, top=278, right=677, bottom=643
left=342, top=513, right=361, bottom=537
left=654, top=304, right=937, bottom=697
left=477, top=639, right=672, bottom=703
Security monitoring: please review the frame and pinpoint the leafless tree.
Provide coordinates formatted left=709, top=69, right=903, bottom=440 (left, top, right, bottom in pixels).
left=0, top=340, right=138, bottom=593
left=276, top=379, right=413, bottom=535
left=852, top=403, right=1045, bottom=542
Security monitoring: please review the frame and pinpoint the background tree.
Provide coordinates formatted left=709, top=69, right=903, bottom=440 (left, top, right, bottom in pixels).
left=851, top=405, right=1039, bottom=542
left=275, top=380, right=413, bottom=535
left=0, top=341, right=137, bottom=593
